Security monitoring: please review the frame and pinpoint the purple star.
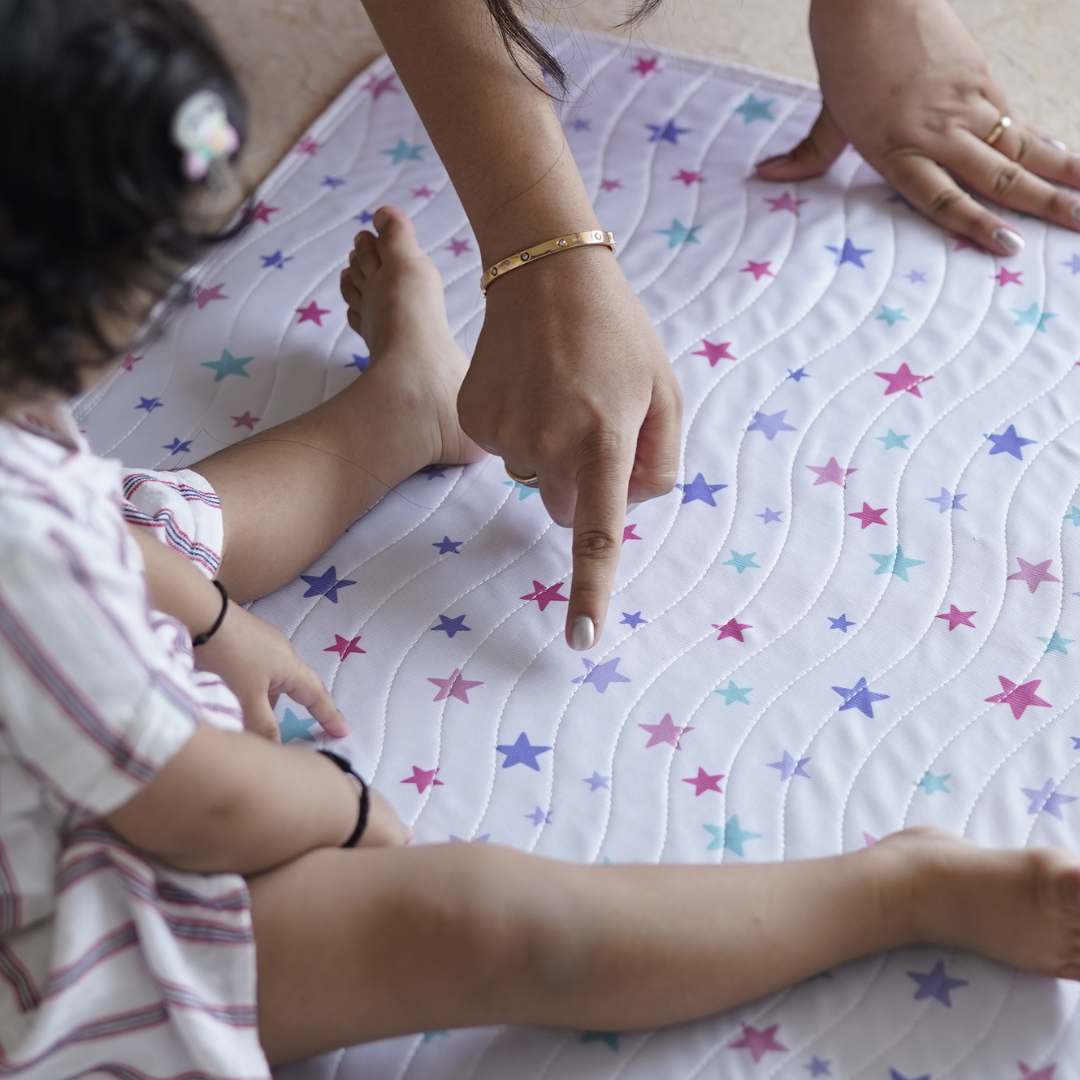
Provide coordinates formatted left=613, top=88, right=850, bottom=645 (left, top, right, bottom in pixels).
left=833, top=676, right=889, bottom=718
left=677, top=472, right=727, bottom=506
left=646, top=118, right=691, bottom=144
left=1022, top=779, right=1077, bottom=819
left=748, top=409, right=797, bottom=440
left=768, top=750, right=811, bottom=780
left=805, top=1059, right=832, bottom=1077
left=826, top=239, right=873, bottom=267
left=572, top=657, right=631, bottom=693
left=757, top=507, right=783, bottom=525
left=526, top=805, right=552, bottom=825
left=828, top=614, right=854, bottom=632
left=355, top=210, right=375, bottom=224
left=787, top=366, right=810, bottom=382
left=345, top=353, right=370, bottom=372
left=496, top=732, right=551, bottom=771
left=162, top=437, right=192, bottom=454
left=569, top=117, right=591, bottom=131
left=261, top=250, right=293, bottom=270
left=889, top=1072, right=930, bottom=1080
left=431, top=614, right=470, bottom=638
left=988, top=424, right=1036, bottom=460
left=907, top=959, right=968, bottom=1006
left=300, top=565, right=357, bottom=603
left=135, top=396, right=164, bottom=413
left=583, top=772, right=610, bottom=791
left=905, top=269, right=929, bottom=284
left=1062, top=254, right=1080, bottom=275
left=322, top=175, right=346, bottom=189
left=433, top=536, right=462, bottom=554
left=926, top=488, right=966, bottom=513
left=620, top=610, right=647, bottom=628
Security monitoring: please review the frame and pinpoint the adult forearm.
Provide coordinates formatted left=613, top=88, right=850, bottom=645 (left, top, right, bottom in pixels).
left=361, top=0, right=598, bottom=260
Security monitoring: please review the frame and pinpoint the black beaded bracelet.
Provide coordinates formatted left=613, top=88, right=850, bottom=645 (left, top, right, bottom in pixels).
left=316, top=749, right=370, bottom=848
left=191, top=580, right=229, bottom=647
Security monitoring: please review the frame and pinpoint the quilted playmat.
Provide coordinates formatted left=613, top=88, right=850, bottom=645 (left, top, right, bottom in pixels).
left=76, top=29, right=1080, bottom=1080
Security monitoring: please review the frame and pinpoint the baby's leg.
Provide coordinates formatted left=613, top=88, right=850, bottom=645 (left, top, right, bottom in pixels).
left=191, top=207, right=483, bottom=602
left=248, top=828, right=1080, bottom=1066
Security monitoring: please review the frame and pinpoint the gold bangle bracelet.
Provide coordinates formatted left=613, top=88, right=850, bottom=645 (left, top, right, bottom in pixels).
left=480, top=230, right=616, bottom=295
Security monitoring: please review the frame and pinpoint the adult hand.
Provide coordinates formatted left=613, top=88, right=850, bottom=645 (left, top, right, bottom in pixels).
left=757, top=0, right=1080, bottom=254
left=459, top=249, right=682, bottom=651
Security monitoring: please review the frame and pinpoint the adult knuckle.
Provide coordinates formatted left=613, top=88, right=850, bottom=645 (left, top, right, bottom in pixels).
left=991, top=164, right=1022, bottom=199
left=1013, top=134, right=1030, bottom=164
left=927, top=186, right=965, bottom=218
left=573, top=528, right=620, bottom=561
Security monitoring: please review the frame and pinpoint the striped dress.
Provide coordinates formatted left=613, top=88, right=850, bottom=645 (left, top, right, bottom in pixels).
left=0, top=404, right=270, bottom=1078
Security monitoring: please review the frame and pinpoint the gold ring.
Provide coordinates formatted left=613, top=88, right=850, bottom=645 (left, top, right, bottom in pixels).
left=505, top=465, right=540, bottom=488
left=984, top=114, right=1012, bottom=147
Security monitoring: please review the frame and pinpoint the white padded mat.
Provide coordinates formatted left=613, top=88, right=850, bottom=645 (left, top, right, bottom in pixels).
left=78, top=31, right=1080, bottom=1080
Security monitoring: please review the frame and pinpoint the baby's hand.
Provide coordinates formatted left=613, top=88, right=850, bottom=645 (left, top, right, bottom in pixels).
left=360, top=787, right=413, bottom=848
left=196, top=602, right=347, bottom=741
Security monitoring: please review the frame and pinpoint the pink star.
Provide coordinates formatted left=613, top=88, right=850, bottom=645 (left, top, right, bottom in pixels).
left=876, top=361, right=933, bottom=397
left=848, top=502, right=888, bottom=529
left=683, top=766, right=724, bottom=795
left=324, top=633, right=365, bottom=660
left=623, top=523, right=641, bottom=543
left=985, top=675, right=1052, bottom=720
left=807, top=457, right=857, bottom=487
left=631, top=56, right=659, bottom=76
left=363, top=72, right=400, bottom=101
left=230, top=411, right=259, bottom=430
left=401, top=765, right=444, bottom=793
left=194, top=283, right=227, bottom=310
left=446, top=237, right=472, bottom=257
left=740, top=259, right=774, bottom=282
left=995, top=266, right=1024, bottom=286
left=297, top=135, right=320, bottom=156
left=765, top=191, right=807, bottom=215
left=599, top=178, right=623, bottom=192
left=712, top=618, right=751, bottom=643
left=297, top=300, right=331, bottom=326
left=694, top=339, right=736, bottom=366
left=428, top=668, right=484, bottom=704
left=411, top=185, right=435, bottom=199
left=1007, top=556, right=1061, bottom=593
left=120, top=353, right=142, bottom=372
left=521, top=580, right=570, bottom=611
left=728, top=1022, right=787, bottom=1064
left=249, top=200, right=279, bottom=224
left=936, top=604, right=976, bottom=631
left=672, top=168, right=705, bottom=186
left=1019, top=1063, right=1056, bottom=1080
left=639, top=713, right=693, bottom=749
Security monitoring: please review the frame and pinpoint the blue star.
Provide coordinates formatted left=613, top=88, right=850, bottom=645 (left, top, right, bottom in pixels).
left=926, top=487, right=966, bottom=513
left=826, top=239, right=873, bottom=268
left=677, top=472, right=726, bottom=506
left=279, top=707, right=315, bottom=743
left=1062, top=253, right=1080, bottom=275
left=656, top=219, right=702, bottom=247
left=345, top=353, right=370, bottom=372
left=724, top=550, right=760, bottom=574
left=917, top=771, right=951, bottom=794
left=805, top=1056, right=832, bottom=1076
left=988, top=424, right=1036, bottom=460
left=1013, top=302, right=1056, bottom=331
left=503, top=479, right=542, bottom=500
left=748, top=409, right=796, bottom=440
left=716, top=680, right=752, bottom=705
left=583, top=771, right=610, bottom=791
left=787, top=366, right=810, bottom=382
left=620, top=610, right=647, bottom=628
left=201, top=348, right=254, bottom=382
left=768, top=750, right=811, bottom=780
left=421, top=465, right=447, bottom=479
left=758, top=507, right=783, bottom=524
left=526, top=806, right=552, bottom=825
left=162, top=437, right=192, bottom=455
left=572, top=657, right=631, bottom=693
left=870, top=546, right=925, bottom=582
left=876, top=305, right=908, bottom=326
left=135, top=396, right=164, bottom=413
left=496, top=731, right=551, bottom=771
left=704, top=816, right=761, bottom=856
left=420, top=1030, right=449, bottom=1043
left=645, top=119, right=691, bottom=144
left=432, top=614, right=470, bottom=638
left=1073, top=736, right=1080, bottom=750
left=300, top=565, right=357, bottom=603
left=734, top=94, right=776, bottom=123
left=828, top=614, right=854, bottom=632
left=355, top=210, right=375, bottom=224
left=261, top=249, right=293, bottom=270
left=907, top=959, right=968, bottom=1007
left=581, top=1031, right=620, bottom=1051
left=905, top=269, right=929, bottom=284
left=1040, top=630, right=1073, bottom=655
left=433, top=536, right=463, bottom=555
left=832, top=675, right=890, bottom=718
left=322, top=175, right=346, bottom=189
left=382, top=138, right=425, bottom=164
left=568, top=117, right=591, bottom=131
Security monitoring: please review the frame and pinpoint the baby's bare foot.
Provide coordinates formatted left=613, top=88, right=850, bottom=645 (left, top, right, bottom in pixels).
left=340, top=206, right=485, bottom=471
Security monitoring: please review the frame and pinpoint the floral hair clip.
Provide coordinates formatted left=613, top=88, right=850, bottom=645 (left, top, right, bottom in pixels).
left=171, top=89, right=239, bottom=182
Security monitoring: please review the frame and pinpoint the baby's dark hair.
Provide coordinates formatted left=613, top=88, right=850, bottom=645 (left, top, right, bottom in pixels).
left=0, top=0, right=247, bottom=397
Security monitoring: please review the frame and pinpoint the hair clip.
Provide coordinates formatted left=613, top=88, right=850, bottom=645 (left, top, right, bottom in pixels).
left=171, top=89, right=239, bottom=182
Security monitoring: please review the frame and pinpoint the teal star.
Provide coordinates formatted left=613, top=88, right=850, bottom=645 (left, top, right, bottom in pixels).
left=279, top=707, right=315, bottom=743
left=723, top=550, right=760, bottom=574
left=502, top=479, right=541, bottom=500
left=917, top=770, right=951, bottom=794
left=656, top=219, right=702, bottom=248
left=1039, top=631, right=1073, bottom=655
left=382, top=138, right=425, bottom=164
left=734, top=94, right=776, bottom=124
left=1013, top=303, right=1056, bottom=332
left=876, top=429, right=910, bottom=450
left=870, top=546, right=925, bottom=582
left=716, top=680, right=752, bottom=705
left=1065, top=506, right=1080, bottom=526
left=581, top=1032, right=620, bottom=1051
left=704, top=816, right=761, bottom=856
left=421, top=1030, right=449, bottom=1043
left=201, top=348, right=254, bottom=382
left=876, top=305, right=908, bottom=326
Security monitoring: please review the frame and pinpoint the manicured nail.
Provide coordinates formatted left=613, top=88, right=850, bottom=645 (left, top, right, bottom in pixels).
left=569, top=616, right=595, bottom=651
left=755, top=151, right=792, bottom=169
left=993, top=227, right=1024, bottom=255
left=1050, top=139, right=1068, bottom=151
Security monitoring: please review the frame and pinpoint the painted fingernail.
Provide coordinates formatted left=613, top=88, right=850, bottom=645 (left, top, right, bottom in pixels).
left=755, top=151, right=792, bottom=169
left=993, top=227, right=1025, bottom=255
left=569, top=616, right=595, bottom=652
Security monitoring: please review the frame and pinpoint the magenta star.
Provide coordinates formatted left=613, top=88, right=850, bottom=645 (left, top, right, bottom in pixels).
left=249, top=200, right=279, bottom=224
left=631, top=55, right=659, bottom=76
left=324, top=633, right=365, bottom=660
left=297, top=135, right=320, bottom=156
left=446, top=237, right=472, bottom=257
left=401, top=765, right=443, bottom=793
left=297, top=300, right=331, bottom=326
left=639, top=713, right=693, bottom=749
left=683, top=766, right=724, bottom=795
left=520, top=580, right=569, bottom=611
left=411, top=185, right=435, bottom=199
left=194, top=283, right=227, bottom=310
left=428, top=668, right=484, bottom=703
left=230, top=411, right=259, bottom=430
left=728, top=1022, right=787, bottom=1064
left=600, top=178, right=623, bottom=192
left=694, top=339, right=736, bottom=366
left=765, top=191, right=807, bottom=215
left=363, top=72, right=400, bottom=100
left=848, top=502, right=888, bottom=529
left=120, top=352, right=142, bottom=372
left=740, top=259, right=774, bottom=281
left=876, top=362, right=933, bottom=397
left=807, top=457, right=857, bottom=487
left=622, top=523, right=641, bottom=542
left=936, top=604, right=975, bottom=631
left=1019, top=1061, right=1057, bottom=1079
left=713, top=617, right=751, bottom=643
left=672, top=168, right=705, bottom=186
left=985, top=675, right=1052, bottom=720
left=995, top=266, right=1024, bottom=286
left=1007, top=556, right=1061, bottom=593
